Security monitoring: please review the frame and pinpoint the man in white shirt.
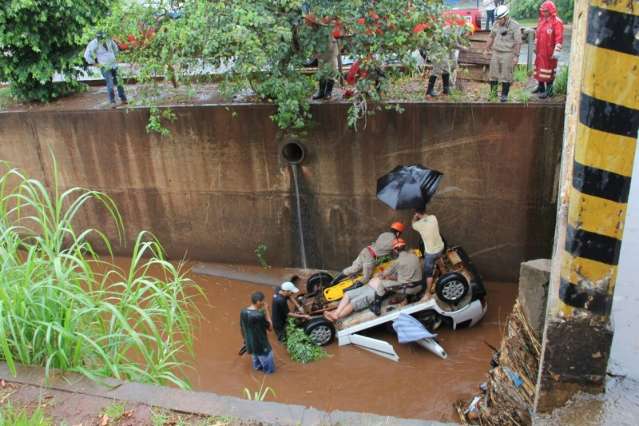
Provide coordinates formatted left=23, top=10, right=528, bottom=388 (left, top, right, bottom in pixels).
left=412, top=207, right=445, bottom=296
left=84, top=31, right=128, bottom=107
left=483, top=0, right=497, bottom=31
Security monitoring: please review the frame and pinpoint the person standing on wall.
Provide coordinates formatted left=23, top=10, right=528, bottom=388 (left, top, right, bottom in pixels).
left=240, top=291, right=275, bottom=374
left=412, top=207, right=445, bottom=297
left=271, top=277, right=311, bottom=342
left=84, top=31, right=128, bottom=108
left=483, top=0, right=496, bottom=31
left=483, top=5, right=521, bottom=102
left=532, top=1, right=564, bottom=99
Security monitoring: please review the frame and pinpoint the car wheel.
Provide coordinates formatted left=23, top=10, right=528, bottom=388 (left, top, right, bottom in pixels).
left=436, top=272, right=469, bottom=304
left=306, top=272, right=334, bottom=294
left=304, top=318, right=335, bottom=346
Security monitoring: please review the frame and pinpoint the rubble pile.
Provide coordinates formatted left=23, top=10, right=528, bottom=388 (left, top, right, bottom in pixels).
left=457, top=300, right=541, bottom=425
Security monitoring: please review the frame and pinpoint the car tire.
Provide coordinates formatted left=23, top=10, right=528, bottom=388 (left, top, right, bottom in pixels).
left=306, top=272, right=334, bottom=294
left=436, top=272, right=469, bottom=304
left=304, top=318, right=335, bottom=346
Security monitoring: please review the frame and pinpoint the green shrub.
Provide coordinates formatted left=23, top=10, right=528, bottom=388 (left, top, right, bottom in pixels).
left=285, top=319, right=327, bottom=363
left=554, top=65, right=569, bottom=95
left=0, top=404, right=51, bottom=426
left=0, top=1, right=111, bottom=102
left=512, top=0, right=574, bottom=22
left=0, top=163, right=201, bottom=388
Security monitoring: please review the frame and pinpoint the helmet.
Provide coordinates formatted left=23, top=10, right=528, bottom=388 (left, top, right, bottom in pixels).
left=390, top=221, right=405, bottom=233
left=496, top=5, right=509, bottom=19
left=392, top=238, right=407, bottom=250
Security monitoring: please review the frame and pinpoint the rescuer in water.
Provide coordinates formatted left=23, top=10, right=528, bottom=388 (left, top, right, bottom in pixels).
left=271, top=276, right=311, bottom=342
left=330, top=222, right=405, bottom=286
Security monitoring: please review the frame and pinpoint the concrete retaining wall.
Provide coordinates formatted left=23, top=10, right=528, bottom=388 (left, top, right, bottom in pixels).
left=0, top=102, right=564, bottom=281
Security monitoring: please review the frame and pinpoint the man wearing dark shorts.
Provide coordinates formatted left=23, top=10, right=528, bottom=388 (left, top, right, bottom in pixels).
left=412, top=208, right=445, bottom=296
left=271, top=277, right=311, bottom=342
left=240, top=291, right=275, bottom=373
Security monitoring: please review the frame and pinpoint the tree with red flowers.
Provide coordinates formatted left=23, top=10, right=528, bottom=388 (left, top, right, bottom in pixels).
left=101, top=0, right=463, bottom=132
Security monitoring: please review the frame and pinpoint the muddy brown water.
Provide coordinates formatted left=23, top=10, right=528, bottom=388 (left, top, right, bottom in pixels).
left=179, top=263, right=517, bottom=422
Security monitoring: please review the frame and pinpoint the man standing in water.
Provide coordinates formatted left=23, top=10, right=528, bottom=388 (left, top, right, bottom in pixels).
left=240, top=291, right=275, bottom=374
left=412, top=207, right=445, bottom=297
left=271, top=276, right=311, bottom=342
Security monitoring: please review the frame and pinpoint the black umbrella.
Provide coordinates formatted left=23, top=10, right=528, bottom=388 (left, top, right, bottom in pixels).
left=376, top=164, right=443, bottom=210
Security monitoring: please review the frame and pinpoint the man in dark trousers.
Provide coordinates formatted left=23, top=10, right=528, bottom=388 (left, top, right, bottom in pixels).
left=240, top=291, right=275, bottom=374
left=271, top=276, right=311, bottom=342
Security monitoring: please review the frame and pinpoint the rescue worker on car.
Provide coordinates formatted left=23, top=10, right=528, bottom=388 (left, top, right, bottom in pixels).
left=330, top=222, right=405, bottom=285
left=484, top=5, right=521, bottom=102
left=324, top=238, right=422, bottom=321
left=532, top=1, right=564, bottom=99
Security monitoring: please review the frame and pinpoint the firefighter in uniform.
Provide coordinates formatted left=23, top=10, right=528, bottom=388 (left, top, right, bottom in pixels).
left=484, top=5, right=522, bottom=102
left=331, top=222, right=405, bottom=285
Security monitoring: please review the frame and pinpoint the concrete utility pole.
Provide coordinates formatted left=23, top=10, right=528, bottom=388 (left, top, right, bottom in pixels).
left=535, top=0, right=639, bottom=413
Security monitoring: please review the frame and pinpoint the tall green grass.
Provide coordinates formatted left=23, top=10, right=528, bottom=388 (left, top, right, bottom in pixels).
left=554, top=65, right=569, bottom=96
left=0, top=163, right=201, bottom=389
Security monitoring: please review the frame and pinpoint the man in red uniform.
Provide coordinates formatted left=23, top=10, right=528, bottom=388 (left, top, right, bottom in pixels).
left=533, top=1, right=564, bottom=99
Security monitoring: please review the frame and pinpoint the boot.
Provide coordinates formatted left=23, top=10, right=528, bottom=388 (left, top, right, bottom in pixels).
left=325, top=79, right=334, bottom=98
left=313, top=79, right=327, bottom=100
left=539, top=81, right=554, bottom=99
left=369, top=294, right=383, bottom=316
left=489, top=80, right=498, bottom=98
left=532, top=82, right=545, bottom=94
left=500, top=82, right=511, bottom=102
left=426, top=75, right=437, bottom=97
left=330, top=272, right=347, bottom=285
left=442, top=72, right=451, bottom=95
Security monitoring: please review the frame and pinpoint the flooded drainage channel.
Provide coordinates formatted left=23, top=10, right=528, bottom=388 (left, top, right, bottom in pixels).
left=177, top=260, right=519, bottom=422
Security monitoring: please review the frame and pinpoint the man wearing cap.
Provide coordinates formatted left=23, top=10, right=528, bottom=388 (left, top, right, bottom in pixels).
left=484, top=5, right=521, bottom=102
left=84, top=31, right=128, bottom=108
left=330, top=222, right=405, bottom=286
left=325, top=238, right=422, bottom=321
left=271, top=276, right=311, bottom=342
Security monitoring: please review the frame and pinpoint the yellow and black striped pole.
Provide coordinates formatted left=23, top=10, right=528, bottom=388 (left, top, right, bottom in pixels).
left=535, top=0, right=639, bottom=412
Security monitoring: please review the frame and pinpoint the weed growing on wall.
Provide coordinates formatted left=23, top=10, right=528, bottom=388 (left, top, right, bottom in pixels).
left=285, top=319, right=327, bottom=363
left=0, top=163, right=201, bottom=388
left=255, top=244, right=271, bottom=270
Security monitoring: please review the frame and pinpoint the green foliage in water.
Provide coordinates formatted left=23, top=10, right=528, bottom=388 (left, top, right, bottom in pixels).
left=0, top=163, right=201, bottom=388
left=0, top=0, right=110, bottom=102
left=243, top=381, right=276, bottom=401
left=285, top=318, right=327, bottom=363
left=553, top=65, right=569, bottom=96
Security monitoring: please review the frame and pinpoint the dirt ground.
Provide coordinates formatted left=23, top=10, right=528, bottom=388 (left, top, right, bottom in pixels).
left=0, top=380, right=247, bottom=426
left=0, top=72, right=564, bottom=114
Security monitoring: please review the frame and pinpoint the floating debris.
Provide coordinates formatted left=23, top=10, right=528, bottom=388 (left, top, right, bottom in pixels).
left=456, top=300, right=541, bottom=425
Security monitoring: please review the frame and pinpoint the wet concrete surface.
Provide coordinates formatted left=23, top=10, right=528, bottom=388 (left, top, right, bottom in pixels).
left=183, top=262, right=517, bottom=422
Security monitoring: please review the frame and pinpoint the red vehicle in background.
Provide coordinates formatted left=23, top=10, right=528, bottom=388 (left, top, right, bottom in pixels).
left=443, top=0, right=485, bottom=32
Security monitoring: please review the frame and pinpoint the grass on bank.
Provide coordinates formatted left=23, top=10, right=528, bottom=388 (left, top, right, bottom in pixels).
left=0, top=162, right=202, bottom=388
left=0, top=404, right=52, bottom=426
